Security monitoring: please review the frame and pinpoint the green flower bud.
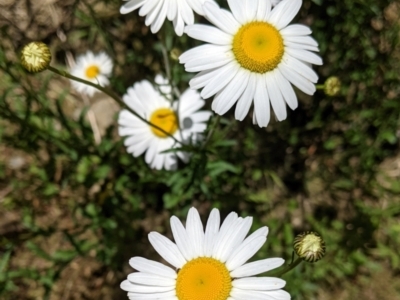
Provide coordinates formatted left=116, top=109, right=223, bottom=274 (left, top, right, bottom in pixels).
left=293, top=231, right=326, bottom=263
left=170, top=48, right=182, bottom=61
left=21, top=42, right=51, bottom=73
left=324, top=76, right=341, bottom=96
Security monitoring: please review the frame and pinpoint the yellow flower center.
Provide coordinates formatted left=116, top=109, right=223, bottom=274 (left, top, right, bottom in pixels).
left=85, top=65, right=100, bottom=79
left=149, top=108, right=178, bottom=138
left=232, top=21, right=284, bottom=74
left=176, top=257, right=232, bottom=300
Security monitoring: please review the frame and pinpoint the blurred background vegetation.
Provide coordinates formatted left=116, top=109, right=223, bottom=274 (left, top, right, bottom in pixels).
left=0, top=0, right=400, bottom=299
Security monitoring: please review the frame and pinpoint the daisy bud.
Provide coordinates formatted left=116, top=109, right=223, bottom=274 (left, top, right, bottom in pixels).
left=170, top=48, right=182, bottom=61
left=324, top=76, right=341, bottom=96
left=293, top=231, right=326, bottom=263
left=20, top=42, right=52, bottom=73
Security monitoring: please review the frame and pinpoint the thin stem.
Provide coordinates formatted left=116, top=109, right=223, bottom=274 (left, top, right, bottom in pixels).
left=161, top=42, right=172, bottom=83
left=201, top=114, right=221, bottom=151
left=159, top=31, right=185, bottom=144
left=46, top=65, right=182, bottom=145
left=315, top=84, right=325, bottom=89
left=274, top=257, right=303, bottom=277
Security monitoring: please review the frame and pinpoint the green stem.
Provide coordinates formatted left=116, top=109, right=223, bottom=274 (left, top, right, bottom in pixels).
left=315, top=84, right=325, bottom=90
left=46, top=65, right=182, bottom=145
left=275, top=257, right=303, bottom=277
left=201, top=114, right=221, bottom=151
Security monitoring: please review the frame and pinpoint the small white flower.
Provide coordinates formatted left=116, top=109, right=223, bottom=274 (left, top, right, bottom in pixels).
left=118, top=75, right=212, bottom=170
left=180, top=0, right=323, bottom=127
left=121, top=207, right=290, bottom=300
left=69, top=51, right=113, bottom=97
left=120, top=0, right=215, bottom=36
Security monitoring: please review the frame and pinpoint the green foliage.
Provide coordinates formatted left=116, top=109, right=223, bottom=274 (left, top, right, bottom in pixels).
left=0, top=0, right=399, bottom=299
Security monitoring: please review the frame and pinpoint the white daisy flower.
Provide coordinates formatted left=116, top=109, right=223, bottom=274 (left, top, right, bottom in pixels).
left=120, top=0, right=215, bottom=36
left=69, top=51, right=113, bottom=97
left=118, top=75, right=212, bottom=170
left=180, top=0, right=323, bottom=127
left=121, top=207, right=290, bottom=300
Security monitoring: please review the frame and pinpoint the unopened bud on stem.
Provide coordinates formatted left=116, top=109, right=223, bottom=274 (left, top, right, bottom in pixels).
left=293, top=231, right=326, bottom=263
left=21, top=42, right=51, bottom=73
left=324, top=76, right=341, bottom=96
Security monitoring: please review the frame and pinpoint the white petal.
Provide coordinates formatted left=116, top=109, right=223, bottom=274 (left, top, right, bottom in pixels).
left=253, top=75, right=270, bottom=128
left=219, top=217, right=253, bottom=263
left=204, top=208, right=220, bottom=256
left=144, top=0, right=163, bottom=26
left=284, top=35, right=319, bottom=47
left=150, top=0, right=168, bottom=33
left=266, top=71, right=287, bottom=121
left=226, top=236, right=266, bottom=271
left=244, top=0, right=258, bottom=22
left=184, top=24, right=232, bottom=45
left=127, top=272, right=176, bottom=287
left=212, top=69, right=250, bottom=115
left=186, top=0, right=204, bottom=15
left=180, top=44, right=230, bottom=64
left=232, top=277, right=286, bottom=290
left=278, top=62, right=316, bottom=95
left=170, top=216, right=194, bottom=261
left=285, top=47, right=323, bottom=65
left=184, top=51, right=234, bottom=73
left=282, top=54, right=319, bottom=82
left=127, top=290, right=177, bottom=299
left=281, top=24, right=312, bottom=36
left=213, top=217, right=246, bottom=261
left=179, top=0, right=194, bottom=25
left=120, top=0, right=146, bottom=14
left=211, top=212, right=238, bottom=257
left=284, top=41, right=319, bottom=52
left=228, top=0, right=247, bottom=24
left=188, top=111, right=212, bottom=124
left=129, top=257, right=177, bottom=278
left=173, top=14, right=185, bottom=36
left=148, top=232, right=186, bottom=268
left=166, top=0, right=177, bottom=20
left=138, top=0, right=158, bottom=17
left=203, top=1, right=240, bottom=35
left=121, top=283, right=173, bottom=293
left=186, top=207, right=205, bottom=257
left=274, top=68, right=298, bottom=110
left=189, top=62, right=233, bottom=92
left=226, top=226, right=268, bottom=270
left=231, top=289, right=291, bottom=300
left=256, top=0, right=271, bottom=21
left=201, top=62, right=238, bottom=99
left=269, top=0, right=301, bottom=30
left=144, top=139, right=158, bottom=165
left=230, top=258, right=285, bottom=277
left=235, top=73, right=256, bottom=121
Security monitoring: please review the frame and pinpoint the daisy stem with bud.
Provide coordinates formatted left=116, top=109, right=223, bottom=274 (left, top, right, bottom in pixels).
left=274, top=257, right=303, bottom=277
left=46, top=65, right=182, bottom=145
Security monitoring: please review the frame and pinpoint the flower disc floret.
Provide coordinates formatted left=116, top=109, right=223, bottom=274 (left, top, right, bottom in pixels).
left=233, top=22, right=284, bottom=73
left=85, top=65, right=100, bottom=79
left=176, top=257, right=232, bottom=300
left=150, top=108, right=178, bottom=138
